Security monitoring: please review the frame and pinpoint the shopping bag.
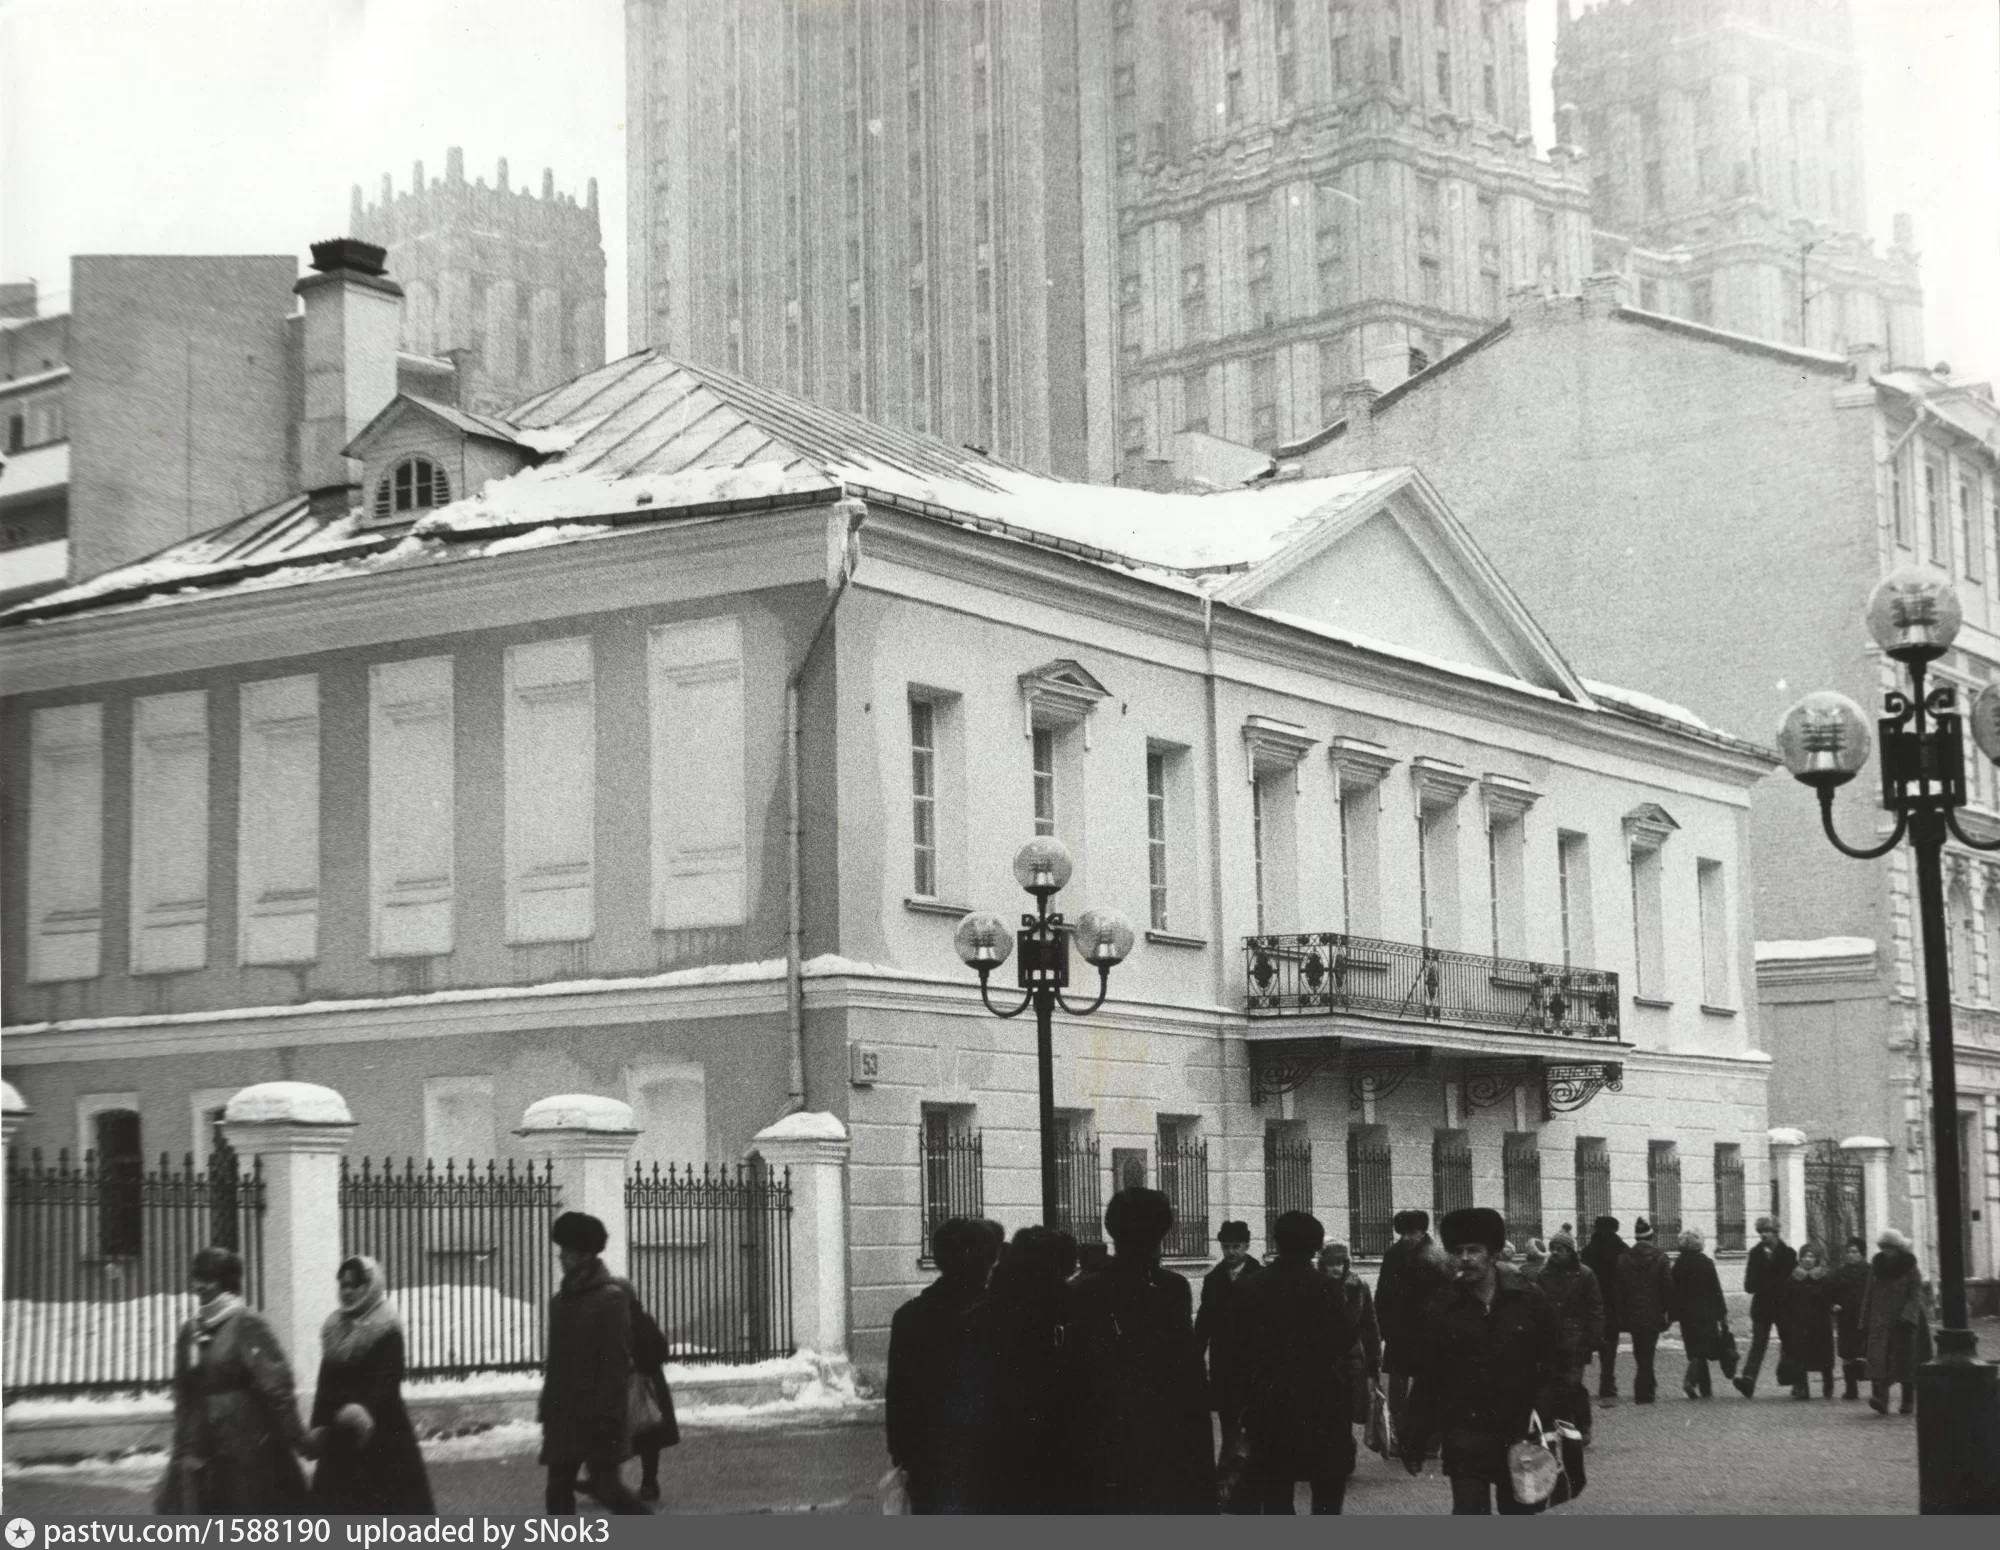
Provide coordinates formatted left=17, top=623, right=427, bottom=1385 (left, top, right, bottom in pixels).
left=1506, top=1410, right=1562, bottom=1506
left=624, top=1368, right=665, bottom=1458
left=1547, top=1419, right=1587, bottom=1506
left=1717, top=1327, right=1740, bottom=1379
left=879, top=1465, right=912, bottom=1515
left=1365, top=1383, right=1396, bottom=1459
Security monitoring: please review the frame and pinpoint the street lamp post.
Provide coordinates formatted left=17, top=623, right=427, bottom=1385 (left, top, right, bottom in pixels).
left=955, top=838, right=1135, bottom=1228
left=1778, top=567, right=2000, bottom=1515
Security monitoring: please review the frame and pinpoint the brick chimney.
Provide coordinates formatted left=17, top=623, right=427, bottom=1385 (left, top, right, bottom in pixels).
left=294, top=238, right=403, bottom=500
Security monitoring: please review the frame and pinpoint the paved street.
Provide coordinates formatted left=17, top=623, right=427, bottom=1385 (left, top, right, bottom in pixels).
left=16, top=1329, right=1990, bottom=1517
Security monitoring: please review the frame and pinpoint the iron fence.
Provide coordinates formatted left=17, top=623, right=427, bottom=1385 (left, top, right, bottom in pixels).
left=1263, top=1131, right=1313, bottom=1248
left=1347, top=1126, right=1393, bottom=1257
left=626, top=1163, right=794, bottom=1366
left=1646, top=1142, right=1683, bottom=1245
left=1715, top=1144, right=1746, bottom=1252
left=1244, top=931, right=1621, bottom=1040
left=918, top=1124, right=984, bottom=1263
left=1054, top=1134, right=1104, bottom=1246
left=338, top=1156, right=557, bottom=1380
left=1503, top=1134, right=1543, bottom=1247
left=1803, top=1138, right=1864, bottom=1258
left=1159, top=1138, right=1210, bottom=1260
left=1575, top=1138, right=1611, bottom=1229
left=1432, top=1130, right=1473, bottom=1219
left=4, top=1144, right=265, bottom=1398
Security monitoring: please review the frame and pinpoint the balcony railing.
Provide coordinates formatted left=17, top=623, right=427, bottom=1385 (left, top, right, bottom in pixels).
left=1243, top=931, right=1621, bottom=1041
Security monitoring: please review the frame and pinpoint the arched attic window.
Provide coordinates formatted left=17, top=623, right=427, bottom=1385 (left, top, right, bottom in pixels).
left=374, top=456, right=451, bottom=523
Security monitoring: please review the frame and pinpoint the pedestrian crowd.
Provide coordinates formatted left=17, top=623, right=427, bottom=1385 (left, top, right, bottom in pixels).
left=885, top=1195, right=1940, bottom=1515
left=155, top=1211, right=679, bottom=1516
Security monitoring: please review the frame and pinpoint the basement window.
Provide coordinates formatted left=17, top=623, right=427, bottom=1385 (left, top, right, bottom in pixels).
left=373, top=457, right=452, bottom=524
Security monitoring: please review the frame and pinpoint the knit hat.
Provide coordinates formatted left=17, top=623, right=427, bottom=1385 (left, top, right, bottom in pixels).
left=1439, top=1206, right=1506, bottom=1254
left=1217, top=1220, right=1252, bottom=1245
left=1549, top=1229, right=1578, bottom=1255
left=1633, top=1217, right=1655, bottom=1240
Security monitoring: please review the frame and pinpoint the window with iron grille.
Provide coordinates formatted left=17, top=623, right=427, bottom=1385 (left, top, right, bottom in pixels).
left=1158, top=1122, right=1209, bottom=1259
left=1575, top=1136, right=1610, bottom=1226
left=1054, top=1115, right=1103, bottom=1244
left=1646, top=1140, right=1682, bottom=1243
left=373, top=458, right=451, bottom=524
left=1714, top=1142, right=1745, bottom=1251
left=1347, top=1124, right=1393, bottom=1256
left=1503, top=1133, right=1542, bottom=1246
left=919, top=1108, right=983, bottom=1263
left=1432, top=1129, right=1472, bottom=1218
left=1264, top=1125, right=1312, bottom=1247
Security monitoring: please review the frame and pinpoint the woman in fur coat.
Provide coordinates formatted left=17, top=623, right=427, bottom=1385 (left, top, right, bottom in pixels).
left=305, top=1256, right=435, bottom=1513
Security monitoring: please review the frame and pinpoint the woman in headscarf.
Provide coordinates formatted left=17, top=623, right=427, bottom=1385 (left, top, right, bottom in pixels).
left=1777, top=1242, right=1837, bottom=1400
left=305, top=1256, right=434, bottom=1513
left=1859, top=1228, right=1933, bottom=1415
left=1669, top=1228, right=1729, bottom=1401
left=156, top=1246, right=309, bottom=1514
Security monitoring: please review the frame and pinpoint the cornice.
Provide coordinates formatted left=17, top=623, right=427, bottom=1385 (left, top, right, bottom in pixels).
left=1330, top=736, right=1399, bottom=786
left=1243, top=715, right=1319, bottom=785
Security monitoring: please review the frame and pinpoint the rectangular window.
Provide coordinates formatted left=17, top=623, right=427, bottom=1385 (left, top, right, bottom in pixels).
left=1147, top=750, right=1169, bottom=930
left=1183, top=370, right=1210, bottom=435
left=1275, top=0, right=1297, bottom=100
left=1557, top=831, right=1593, bottom=968
left=1417, top=799, right=1460, bottom=949
left=1347, top=1124, right=1392, bottom=1256
left=1033, top=726, right=1057, bottom=836
left=1714, top=1142, right=1746, bottom=1251
left=130, top=690, right=209, bottom=974
left=370, top=658, right=455, bottom=958
left=1435, top=50, right=1450, bottom=103
left=1647, top=1141, right=1683, bottom=1242
left=1417, top=176, right=1441, bottom=235
left=1264, top=1123, right=1312, bottom=1247
left=1503, top=1133, right=1543, bottom=1246
left=1330, top=3, right=1352, bottom=85
left=627, top=1061, right=709, bottom=1169
left=1483, top=62, right=1496, bottom=115
left=911, top=698, right=938, bottom=897
left=1252, top=767, right=1299, bottom=934
left=505, top=637, right=595, bottom=943
left=1575, top=1136, right=1611, bottom=1225
left=1420, top=258, right=1441, bottom=307
left=238, top=675, right=320, bottom=965
left=1961, top=479, right=1983, bottom=583
left=1316, top=220, right=1344, bottom=313
left=650, top=617, right=747, bottom=930
left=1698, top=858, right=1730, bottom=1006
left=1318, top=336, right=1351, bottom=423
left=1489, top=815, right=1525, bottom=959
left=1250, top=353, right=1279, bottom=448
left=27, top=703, right=104, bottom=982
left=1432, top=1128, right=1473, bottom=1217
left=1388, top=35, right=1403, bottom=86
left=920, top=1107, right=984, bottom=1263
left=1055, top=1113, right=1103, bottom=1245
left=1338, top=777, right=1381, bottom=934
left=1630, top=841, right=1666, bottom=997
left=1158, top=1119, right=1209, bottom=1259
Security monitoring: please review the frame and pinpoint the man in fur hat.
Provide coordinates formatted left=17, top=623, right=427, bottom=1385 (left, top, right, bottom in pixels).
left=1398, top=1206, right=1568, bottom=1514
left=540, top=1212, right=651, bottom=1515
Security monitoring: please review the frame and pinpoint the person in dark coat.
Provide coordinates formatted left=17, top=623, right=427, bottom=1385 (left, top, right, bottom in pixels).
left=1398, top=1207, right=1569, bottom=1515
left=886, top=1216, right=1000, bottom=1513
left=304, top=1256, right=433, bottom=1513
left=1858, top=1229, right=1932, bottom=1416
left=156, top=1246, right=309, bottom=1514
left=1523, top=1228, right=1604, bottom=1439
left=980, top=1226, right=1079, bottom=1514
left=1777, top=1243, right=1838, bottom=1399
left=1734, top=1215, right=1798, bottom=1397
left=1579, top=1216, right=1628, bottom=1400
left=538, top=1212, right=650, bottom=1515
left=1670, top=1229, right=1729, bottom=1399
left=1827, top=1236, right=1872, bottom=1400
left=1061, top=1188, right=1216, bottom=1514
left=1317, top=1240, right=1381, bottom=1437
left=1612, top=1217, right=1676, bottom=1404
left=563, top=1276, right=679, bottom=1507
left=1229, top=1212, right=1362, bottom=1514
left=1377, top=1208, right=1449, bottom=1453
left=1194, top=1220, right=1263, bottom=1457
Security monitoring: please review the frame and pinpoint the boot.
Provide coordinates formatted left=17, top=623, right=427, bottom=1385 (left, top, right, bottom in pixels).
left=639, top=1477, right=660, bottom=1503
left=1822, top=1374, right=1835, bottom=1399
left=1844, top=1371, right=1860, bottom=1401
left=1899, top=1385, right=1915, bottom=1416
left=1790, top=1383, right=1810, bottom=1399
left=1733, top=1376, right=1755, bottom=1398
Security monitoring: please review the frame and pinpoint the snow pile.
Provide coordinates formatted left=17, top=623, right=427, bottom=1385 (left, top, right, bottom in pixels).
left=410, top=461, right=830, bottom=537
left=391, top=1285, right=545, bottom=1371
left=4, top=1294, right=194, bottom=1392
left=1583, top=678, right=1711, bottom=730
left=481, top=522, right=613, bottom=557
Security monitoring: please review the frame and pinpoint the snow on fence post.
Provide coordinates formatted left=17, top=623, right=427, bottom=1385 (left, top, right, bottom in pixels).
left=221, top=1082, right=355, bottom=1413
left=2, top=1080, right=28, bottom=1150
left=518, top=1095, right=639, bottom=1278
left=749, top=1111, right=850, bottom=1358
left=1768, top=1126, right=1809, bottom=1245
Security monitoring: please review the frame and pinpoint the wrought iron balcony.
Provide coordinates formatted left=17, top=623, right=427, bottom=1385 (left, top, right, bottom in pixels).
left=1243, top=931, right=1621, bottom=1042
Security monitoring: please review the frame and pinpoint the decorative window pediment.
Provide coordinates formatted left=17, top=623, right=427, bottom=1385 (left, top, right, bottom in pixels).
left=1019, top=659, right=1110, bottom=745
left=1411, top=755, right=1474, bottom=810
left=1480, top=772, right=1540, bottom=824
left=1330, top=736, right=1398, bottom=788
left=1623, top=801, right=1680, bottom=856
left=1243, top=715, right=1318, bottom=787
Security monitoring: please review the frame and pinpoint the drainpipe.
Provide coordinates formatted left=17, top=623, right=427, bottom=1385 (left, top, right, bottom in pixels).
left=782, top=496, right=868, bottom=1118
left=1199, top=590, right=1233, bottom=1081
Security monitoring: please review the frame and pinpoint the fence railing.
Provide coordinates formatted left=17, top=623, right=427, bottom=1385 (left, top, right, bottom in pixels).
left=918, top=1127, right=984, bottom=1263
left=338, top=1157, right=557, bottom=1381
left=1159, top=1139, right=1210, bottom=1260
left=1054, top=1135, right=1103, bottom=1246
left=5, top=1145, right=265, bottom=1398
left=626, top=1163, right=794, bottom=1366
left=1347, top=1127, right=1393, bottom=1258
left=1432, top=1129, right=1473, bottom=1219
left=1647, top=1144, right=1683, bottom=1246
left=1715, top=1146, right=1747, bottom=1252
left=1263, top=1132, right=1313, bottom=1247
left=1503, top=1135, right=1544, bottom=1247
left=1575, top=1138, right=1611, bottom=1229
left=1244, top=931, right=1621, bottom=1041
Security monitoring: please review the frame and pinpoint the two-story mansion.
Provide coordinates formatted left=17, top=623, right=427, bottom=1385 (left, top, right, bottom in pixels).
left=0, top=346, right=1774, bottom=1375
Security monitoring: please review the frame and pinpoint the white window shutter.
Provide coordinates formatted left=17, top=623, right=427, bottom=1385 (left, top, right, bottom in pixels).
left=28, top=703, right=104, bottom=982
left=649, top=617, right=748, bottom=930
left=369, top=657, right=456, bottom=957
left=238, top=675, right=320, bottom=964
left=505, top=636, right=595, bottom=942
left=129, top=691, right=209, bottom=974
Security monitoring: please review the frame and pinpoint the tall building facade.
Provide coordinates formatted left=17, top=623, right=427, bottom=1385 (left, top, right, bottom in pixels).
left=1554, top=0, right=1923, bottom=358
left=351, top=148, right=608, bottom=416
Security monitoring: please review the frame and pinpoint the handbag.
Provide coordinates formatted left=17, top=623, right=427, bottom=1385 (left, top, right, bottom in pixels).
left=1364, top=1382, right=1396, bottom=1460
left=879, top=1465, right=911, bottom=1515
left=1547, top=1418, right=1587, bottom=1506
left=1506, top=1410, right=1562, bottom=1507
left=1717, top=1327, right=1740, bottom=1379
left=624, top=1367, right=665, bottom=1458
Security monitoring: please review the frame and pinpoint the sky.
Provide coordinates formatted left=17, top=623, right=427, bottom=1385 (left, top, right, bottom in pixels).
left=1, top=0, right=1995, bottom=378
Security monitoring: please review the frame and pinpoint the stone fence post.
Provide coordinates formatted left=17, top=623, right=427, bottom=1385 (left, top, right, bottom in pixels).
left=1841, top=1136, right=1895, bottom=1245
left=2, top=1080, right=28, bottom=1150
left=221, top=1082, right=355, bottom=1410
left=749, top=1112, right=851, bottom=1358
left=519, top=1095, right=639, bottom=1279
left=1769, top=1126, right=1809, bottom=1243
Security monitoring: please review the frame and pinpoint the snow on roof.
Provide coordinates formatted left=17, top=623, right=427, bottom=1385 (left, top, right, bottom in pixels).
left=1753, top=936, right=1877, bottom=962
left=1253, top=608, right=1564, bottom=702
left=1581, top=679, right=1710, bottom=730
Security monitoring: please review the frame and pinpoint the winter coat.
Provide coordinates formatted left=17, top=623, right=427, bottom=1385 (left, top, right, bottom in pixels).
left=1060, top=1261, right=1216, bottom=1514
left=980, top=1272, right=1078, bottom=1514
left=1230, top=1258, right=1362, bottom=1483
left=1194, top=1254, right=1262, bottom=1415
left=1376, top=1234, right=1451, bottom=1375
left=886, top=1278, right=991, bottom=1514
left=1744, top=1239, right=1800, bottom=1315
left=1329, top=1272, right=1382, bottom=1423
left=1827, top=1260, right=1871, bottom=1363
left=158, top=1305, right=309, bottom=1514
left=306, top=1321, right=433, bottom=1513
left=1776, top=1268, right=1837, bottom=1382
left=538, top=1256, right=635, bottom=1472
left=615, top=1279, right=680, bottom=1454
left=1858, top=1248, right=1933, bottom=1386
left=1670, top=1249, right=1731, bottom=1363
left=1400, top=1269, right=1569, bottom=1487
left=1579, top=1228, right=1629, bottom=1336
left=1525, top=1258, right=1606, bottom=1370
left=1613, top=1239, right=1677, bottom=1334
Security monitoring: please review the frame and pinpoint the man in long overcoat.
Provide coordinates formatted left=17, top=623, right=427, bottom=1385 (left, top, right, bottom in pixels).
left=1194, top=1220, right=1262, bottom=1457
left=1377, top=1208, right=1449, bottom=1453
left=886, top=1216, right=1001, bottom=1513
left=1229, top=1211, right=1362, bottom=1514
left=1398, top=1207, right=1569, bottom=1515
left=539, top=1212, right=650, bottom=1515
left=1612, top=1218, right=1676, bottom=1404
left=1734, top=1215, right=1799, bottom=1397
left=1579, top=1216, right=1628, bottom=1399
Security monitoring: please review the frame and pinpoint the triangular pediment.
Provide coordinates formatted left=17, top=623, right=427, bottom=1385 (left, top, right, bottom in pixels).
left=1020, top=659, right=1109, bottom=699
left=1215, top=471, right=1589, bottom=702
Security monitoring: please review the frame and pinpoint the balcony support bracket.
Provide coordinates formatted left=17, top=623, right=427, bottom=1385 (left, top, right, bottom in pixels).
left=1463, top=1057, right=1538, bottom=1111
left=1348, top=1047, right=1430, bottom=1112
left=1542, top=1061, right=1625, bottom=1120
left=1249, top=1038, right=1343, bottom=1107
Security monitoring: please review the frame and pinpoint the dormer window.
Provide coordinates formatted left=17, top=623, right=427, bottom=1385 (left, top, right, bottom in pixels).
left=374, top=457, right=451, bottom=524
